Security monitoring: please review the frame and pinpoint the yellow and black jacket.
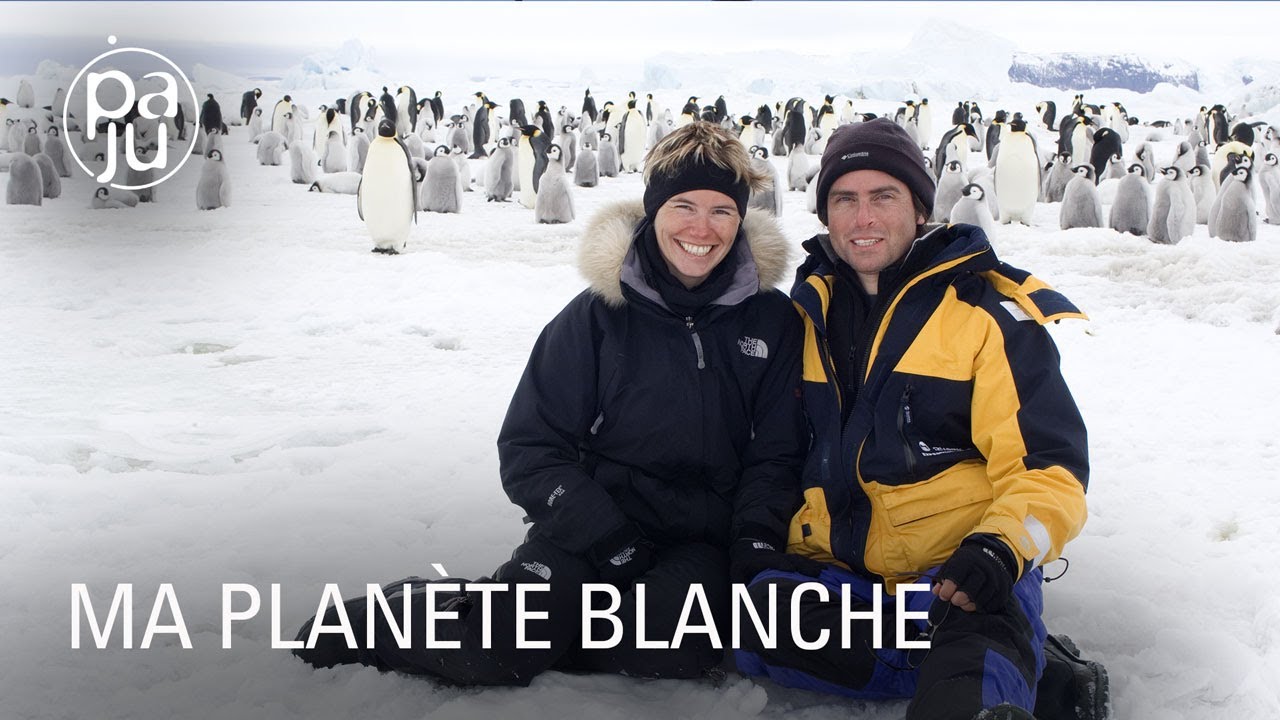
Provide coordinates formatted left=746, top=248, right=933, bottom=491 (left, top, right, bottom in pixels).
left=787, top=224, right=1089, bottom=592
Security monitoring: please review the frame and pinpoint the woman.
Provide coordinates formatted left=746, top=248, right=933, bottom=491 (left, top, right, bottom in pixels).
left=295, top=122, right=806, bottom=685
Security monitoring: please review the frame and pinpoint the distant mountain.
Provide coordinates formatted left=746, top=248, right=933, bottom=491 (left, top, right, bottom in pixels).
left=1009, top=52, right=1199, bottom=93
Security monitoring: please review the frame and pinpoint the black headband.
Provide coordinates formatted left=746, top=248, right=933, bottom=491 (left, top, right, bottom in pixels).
left=643, top=158, right=751, bottom=219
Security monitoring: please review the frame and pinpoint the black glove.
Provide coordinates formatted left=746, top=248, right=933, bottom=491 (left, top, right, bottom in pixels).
left=589, top=523, right=655, bottom=584
left=934, top=535, right=1018, bottom=612
left=729, top=530, right=827, bottom=585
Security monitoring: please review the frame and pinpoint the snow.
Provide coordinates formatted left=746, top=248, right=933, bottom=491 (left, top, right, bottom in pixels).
left=4, top=25, right=1280, bottom=720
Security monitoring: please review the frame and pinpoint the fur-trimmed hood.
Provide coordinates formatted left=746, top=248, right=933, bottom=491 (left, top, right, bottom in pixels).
left=577, top=200, right=792, bottom=307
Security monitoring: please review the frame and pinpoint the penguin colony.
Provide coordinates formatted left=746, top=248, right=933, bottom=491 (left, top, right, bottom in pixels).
left=5, top=79, right=1275, bottom=252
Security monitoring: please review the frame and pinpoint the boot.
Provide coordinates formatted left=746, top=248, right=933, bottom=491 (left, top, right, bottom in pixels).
left=1034, top=634, right=1111, bottom=720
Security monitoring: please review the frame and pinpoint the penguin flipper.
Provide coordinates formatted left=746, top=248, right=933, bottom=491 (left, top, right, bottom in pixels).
left=357, top=177, right=364, bottom=221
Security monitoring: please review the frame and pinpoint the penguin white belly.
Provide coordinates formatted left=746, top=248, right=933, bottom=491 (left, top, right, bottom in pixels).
left=361, top=151, right=414, bottom=251
left=995, top=136, right=1038, bottom=224
left=620, top=113, right=646, bottom=172
left=517, top=138, right=536, bottom=208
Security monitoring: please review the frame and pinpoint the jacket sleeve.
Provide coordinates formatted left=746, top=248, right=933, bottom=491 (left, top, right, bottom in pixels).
left=496, top=294, right=632, bottom=556
left=731, top=301, right=807, bottom=546
left=968, top=299, right=1089, bottom=577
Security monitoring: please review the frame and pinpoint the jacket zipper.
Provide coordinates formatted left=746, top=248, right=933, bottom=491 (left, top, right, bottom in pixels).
left=685, top=316, right=705, bottom=370
left=897, top=385, right=917, bottom=475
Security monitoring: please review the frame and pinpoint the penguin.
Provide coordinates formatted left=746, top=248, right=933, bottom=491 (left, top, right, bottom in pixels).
left=618, top=101, right=646, bottom=173
left=199, top=94, right=222, bottom=137
left=396, top=85, right=418, bottom=139
left=256, top=131, right=287, bottom=165
left=240, top=88, right=261, bottom=125
left=984, top=110, right=1006, bottom=161
left=1066, top=114, right=1093, bottom=168
left=375, top=86, right=397, bottom=130
left=1102, top=152, right=1127, bottom=182
left=596, top=131, right=620, bottom=179
left=348, top=92, right=372, bottom=132
left=5, top=152, right=42, bottom=205
left=747, top=145, right=783, bottom=217
left=1210, top=167, right=1257, bottom=242
left=290, top=140, right=318, bottom=185
left=22, top=123, right=40, bottom=156
left=447, top=118, right=469, bottom=157
left=573, top=144, right=599, bottom=188
left=1208, top=162, right=1246, bottom=238
left=91, top=186, right=139, bottom=209
left=933, top=123, right=978, bottom=179
left=933, top=160, right=968, bottom=223
left=559, top=124, right=578, bottom=172
left=1259, top=152, right=1280, bottom=224
left=484, top=135, right=515, bottom=201
left=782, top=106, right=805, bottom=155
left=787, top=147, right=811, bottom=191
left=124, top=146, right=155, bottom=201
left=951, top=101, right=966, bottom=126
left=348, top=125, right=371, bottom=173
left=1135, top=141, right=1158, bottom=181
left=1060, top=165, right=1103, bottom=229
left=271, top=95, right=293, bottom=135
left=1212, top=144, right=1253, bottom=187
left=196, top=148, right=231, bottom=210
left=248, top=107, right=264, bottom=142
left=678, top=96, right=699, bottom=127
left=1088, top=127, right=1123, bottom=182
left=516, top=124, right=551, bottom=208
left=44, top=126, right=70, bottom=177
left=968, top=165, right=1000, bottom=222
left=403, top=132, right=425, bottom=160
left=1036, top=100, right=1057, bottom=130
left=359, top=119, right=418, bottom=253
left=581, top=89, right=597, bottom=124
left=308, top=172, right=363, bottom=195
left=421, top=144, right=462, bottom=214
left=994, top=118, right=1039, bottom=224
left=470, top=93, right=491, bottom=158
left=429, top=91, right=445, bottom=128
left=1148, top=166, right=1195, bottom=245
left=1043, top=152, right=1073, bottom=203
left=534, top=144, right=574, bottom=224
left=534, top=101, right=555, bottom=141
left=313, top=107, right=343, bottom=158
left=1187, top=165, right=1216, bottom=224
left=322, top=129, right=347, bottom=173
left=950, top=183, right=997, bottom=240
left=31, top=152, right=59, bottom=199
left=451, top=143, right=472, bottom=191
left=1108, top=163, right=1151, bottom=236
left=16, top=79, right=34, bottom=109
left=510, top=98, right=529, bottom=128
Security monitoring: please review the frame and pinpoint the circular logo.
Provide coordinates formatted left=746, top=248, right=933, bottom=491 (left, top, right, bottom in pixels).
left=62, top=37, right=200, bottom=191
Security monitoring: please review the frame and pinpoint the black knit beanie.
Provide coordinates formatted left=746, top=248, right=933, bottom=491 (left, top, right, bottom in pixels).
left=643, top=156, right=751, bottom=219
left=815, top=117, right=936, bottom=224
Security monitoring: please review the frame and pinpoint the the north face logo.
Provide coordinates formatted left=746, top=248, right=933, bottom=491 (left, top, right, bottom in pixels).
left=918, top=441, right=966, bottom=457
left=738, top=337, right=768, bottom=359
left=521, top=561, right=552, bottom=580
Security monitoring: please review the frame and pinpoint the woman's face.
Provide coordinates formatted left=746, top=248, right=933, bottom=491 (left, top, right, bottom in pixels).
left=652, top=189, right=741, bottom=289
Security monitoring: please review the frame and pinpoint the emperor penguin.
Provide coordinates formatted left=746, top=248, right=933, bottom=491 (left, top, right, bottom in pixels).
left=787, top=146, right=811, bottom=191
left=1043, top=152, right=1073, bottom=203
left=348, top=125, right=370, bottom=173
left=199, top=94, right=222, bottom=137
left=322, top=130, right=348, bottom=173
left=678, top=96, right=699, bottom=127
left=359, top=119, right=418, bottom=253
left=1148, top=166, right=1195, bottom=244
left=44, top=126, right=70, bottom=177
left=1212, top=144, right=1253, bottom=187
left=1108, top=163, right=1151, bottom=236
left=1089, top=128, right=1123, bottom=182
left=32, top=152, right=58, bottom=198
left=422, top=144, right=462, bottom=214
left=1259, top=152, right=1280, bottom=224
left=932, top=160, right=968, bottom=223
left=574, top=144, right=599, bottom=187
left=313, top=107, right=343, bottom=159
left=16, top=79, right=35, bottom=109
left=396, top=85, right=418, bottom=139
left=403, top=132, right=425, bottom=160
left=451, top=143, right=472, bottom=191
left=1136, top=141, right=1158, bottom=181
left=1068, top=114, right=1093, bottom=168
left=5, top=152, right=42, bottom=205
left=447, top=118, right=469, bottom=156
left=1187, top=165, right=1215, bottom=224
left=484, top=136, right=515, bottom=201
left=271, top=95, right=293, bottom=135
left=470, top=94, right=491, bottom=158
left=22, top=123, right=40, bottom=156
left=1059, top=165, right=1103, bottom=229
left=196, top=148, right=231, bottom=210
left=308, top=172, right=362, bottom=195
left=91, top=186, right=139, bottom=209
left=581, top=89, right=598, bottom=124
left=1035, top=100, right=1057, bottom=130
left=1208, top=163, right=1246, bottom=238
left=534, top=144, right=574, bottom=224
left=950, top=183, right=997, bottom=240
left=516, top=124, right=551, bottom=208
left=240, top=88, right=261, bottom=123
left=256, top=131, right=287, bottom=165
left=596, top=131, right=620, bottom=178
left=248, top=107, right=264, bottom=141
left=916, top=98, right=933, bottom=150
left=1210, top=167, right=1257, bottom=242
left=559, top=124, right=578, bottom=172
left=289, top=140, right=318, bottom=185
left=994, top=119, right=1039, bottom=224
left=747, top=145, right=783, bottom=217
left=534, top=101, right=555, bottom=140
left=618, top=101, right=646, bottom=173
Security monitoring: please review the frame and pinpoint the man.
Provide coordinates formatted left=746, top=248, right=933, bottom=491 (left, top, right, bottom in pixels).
left=734, top=118, right=1107, bottom=720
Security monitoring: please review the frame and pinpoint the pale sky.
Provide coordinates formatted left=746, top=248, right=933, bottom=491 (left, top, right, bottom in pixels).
left=6, top=1, right=1279, bottom=65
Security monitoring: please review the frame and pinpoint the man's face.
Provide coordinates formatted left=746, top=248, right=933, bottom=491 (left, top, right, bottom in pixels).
left=824, top=169, right=926, bottom=294
left=653, top=189, right=741, bottom=289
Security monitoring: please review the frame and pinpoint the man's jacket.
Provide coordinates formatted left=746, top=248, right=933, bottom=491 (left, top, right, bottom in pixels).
left=787, top=223, right=1089, bottom=591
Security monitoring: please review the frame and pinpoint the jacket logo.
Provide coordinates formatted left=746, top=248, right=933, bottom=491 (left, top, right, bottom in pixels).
left=738, top=336, right=769, bottom=359
left=547, top=484, right=565, bottom=507
left=1000, top=300, right=1034, bottom=322
left=918, top=441, right=966, bottom=457
left=609, top=546, right=636, bottom=566
left=841, top=151, right=870, bottom=160
left=521, top=561, right=552, bottom=580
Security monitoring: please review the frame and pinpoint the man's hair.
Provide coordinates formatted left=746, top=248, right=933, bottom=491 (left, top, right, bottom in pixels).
left=643, top=122, right=767, bottom=192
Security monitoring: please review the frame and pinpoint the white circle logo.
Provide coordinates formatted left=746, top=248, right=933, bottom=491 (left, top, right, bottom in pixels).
left=62, top=36, right=199, bottom=190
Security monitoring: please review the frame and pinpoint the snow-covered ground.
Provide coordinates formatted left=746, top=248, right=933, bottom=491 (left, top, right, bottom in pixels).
left=4, top=19, right=1280, bottom=720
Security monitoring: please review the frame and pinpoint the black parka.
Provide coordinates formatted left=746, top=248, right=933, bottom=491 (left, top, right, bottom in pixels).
left=497, top=201, right=805, bottom=556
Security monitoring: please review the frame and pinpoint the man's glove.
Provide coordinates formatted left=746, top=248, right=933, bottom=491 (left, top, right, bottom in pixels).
left=933, top=534, right=1019, bottom=613
left=729, top=528, right=827, bottom=585
left=589, top=523, right=655, bottom=584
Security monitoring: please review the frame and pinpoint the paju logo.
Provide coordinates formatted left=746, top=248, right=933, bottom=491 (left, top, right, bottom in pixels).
left=62, top=36, right=198, bottom=190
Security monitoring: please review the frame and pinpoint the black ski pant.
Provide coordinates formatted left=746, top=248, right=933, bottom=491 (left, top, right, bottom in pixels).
left=295, top=535, right=729, bottom=686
